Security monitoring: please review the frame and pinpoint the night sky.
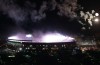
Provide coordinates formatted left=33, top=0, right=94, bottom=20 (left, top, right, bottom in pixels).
left=0, top=0, right=100, bottom=39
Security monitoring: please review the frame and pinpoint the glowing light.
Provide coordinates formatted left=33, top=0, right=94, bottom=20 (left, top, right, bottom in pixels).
left=19, top=48, right=22, bottom=51
left=26, top=34, right=32, bottom=38
left=8, top=55, right=15, bottom=58
left=8, top=32, right=74, bottom=43
left=94, top=18, right=99, bottom=23
left=81, top=27, right=86, bottom=30
left=42, top=33, right=74, bottom=43
left=8, top=36, right=18, bottom=40
left=95, top=13, right=99, bottom=16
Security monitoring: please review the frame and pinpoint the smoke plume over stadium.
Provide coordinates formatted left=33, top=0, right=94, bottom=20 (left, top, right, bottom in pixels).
left=0, top=0, right=77, bottom=23
left=0, top=0, right=80, bottom=39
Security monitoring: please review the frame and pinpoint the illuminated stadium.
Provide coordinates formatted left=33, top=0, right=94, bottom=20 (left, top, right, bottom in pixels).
left=6, top=32, right=77, bottom=53
left=7, top=32, right=75, bottom=43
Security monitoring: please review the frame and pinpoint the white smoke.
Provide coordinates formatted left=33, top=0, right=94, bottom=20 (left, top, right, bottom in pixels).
left=80, top=10, right=96, bottom=26
left=57, top=0, right=77, bottom=18
left=0, top=0, right=28, bottom=22
left=78, top=21, right=85, bottom=25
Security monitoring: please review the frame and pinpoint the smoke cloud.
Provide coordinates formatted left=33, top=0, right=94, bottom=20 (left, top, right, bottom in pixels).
left=0, top=0, right=78, bottom=23
left=57, top=0, right=77, bottom=18
left=80, top=10, right=95, bottom=26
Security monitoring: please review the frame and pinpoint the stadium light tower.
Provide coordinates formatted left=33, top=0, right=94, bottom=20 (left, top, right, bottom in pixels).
left=95, top=13, right=99, bottom=16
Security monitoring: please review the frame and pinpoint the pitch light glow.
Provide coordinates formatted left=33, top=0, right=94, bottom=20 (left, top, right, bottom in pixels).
left=8, top=36, right=19, bottom=40
left=41, top=33, right=74, bottom=43
left=8, top=32, right=75, bottom=43
left=26, top=34, right=32, bottom=38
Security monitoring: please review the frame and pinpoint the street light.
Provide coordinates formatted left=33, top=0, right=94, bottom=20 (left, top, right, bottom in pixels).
left=95, top=13, right=99, bottom=16
left=93, top=16, right=99, bottom=23
left=94, top=18, right=99, bottom=23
